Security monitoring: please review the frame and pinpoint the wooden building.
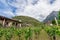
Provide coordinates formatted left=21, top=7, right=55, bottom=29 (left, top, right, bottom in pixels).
left=0, top=16, right=22, bottom=27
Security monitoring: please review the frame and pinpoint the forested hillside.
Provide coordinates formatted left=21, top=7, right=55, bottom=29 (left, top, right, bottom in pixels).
left=13, top=16, right=43, bottom=27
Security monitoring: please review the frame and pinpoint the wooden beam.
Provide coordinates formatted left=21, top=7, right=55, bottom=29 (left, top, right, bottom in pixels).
left=20, top=23, right=21, bottom=27
left=2, top=19, right=5, bottom=27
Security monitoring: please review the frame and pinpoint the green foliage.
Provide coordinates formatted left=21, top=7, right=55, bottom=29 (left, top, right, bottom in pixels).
left=13, top=16, right=43, bottom=27
left=52, top=20, right=56, bottom=25
left=52, top=19, right=60, bottom=25
left=52, top=11, right=60, bottom=25
left=4, top=28, right=13, bottom=40
left=58, top=20, right=60, bottom=24
left=24, top=28, right=33, bottom=40
left=56, top=26, right=60, bottom=36
left=34, top=27, right=41, bottom=34
left=44, top=26, right=58, bottom=36
left=58, top=11, right=60, bottom=19
left=0, top=27, right=42, bottom=40
left=0, top=26, right=60, bottom=40
left=0, top=28, right=4, bottom=37
left=15, top=29, right=22, bottom=37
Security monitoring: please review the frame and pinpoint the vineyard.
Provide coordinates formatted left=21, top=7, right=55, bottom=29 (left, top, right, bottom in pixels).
left=0, top=25, right=60, bottom=40
left=0, top=14, right=60, bottom=40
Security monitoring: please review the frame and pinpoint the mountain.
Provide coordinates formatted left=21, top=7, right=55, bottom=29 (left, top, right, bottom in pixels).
left=43, top=11, right=58, bottom=23
left=13, top=16, right=43, bottom=27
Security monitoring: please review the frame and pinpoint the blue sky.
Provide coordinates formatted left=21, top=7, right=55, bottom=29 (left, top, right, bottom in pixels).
left=0, top=0, right=60, bottom=21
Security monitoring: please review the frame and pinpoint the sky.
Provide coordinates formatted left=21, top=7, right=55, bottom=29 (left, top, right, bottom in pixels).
left=0, top=0, right=60, bottom=21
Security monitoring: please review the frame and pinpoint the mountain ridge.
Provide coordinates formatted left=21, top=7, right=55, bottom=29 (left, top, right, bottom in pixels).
left=43, top=11, right=58, bottom=23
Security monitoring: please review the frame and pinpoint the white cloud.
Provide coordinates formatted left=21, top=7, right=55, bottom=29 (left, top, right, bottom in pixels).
left=3, top=11, right=15, bottom=16
left=0, top=0, right=60, bottom=21
left=7, top=0, right=27, bottom=8
left=15, top=0, right=57, bottom=21
left=52, top=0, right=60, bottom=11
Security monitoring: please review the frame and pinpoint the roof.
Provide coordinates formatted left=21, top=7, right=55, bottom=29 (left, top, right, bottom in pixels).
left=0, top=16, right=22, bottom=23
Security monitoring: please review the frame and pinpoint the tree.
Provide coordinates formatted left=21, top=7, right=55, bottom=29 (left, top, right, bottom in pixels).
left=58, top=11, right=60, bottom=19
left=52, top=11, right=60, bottom=25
